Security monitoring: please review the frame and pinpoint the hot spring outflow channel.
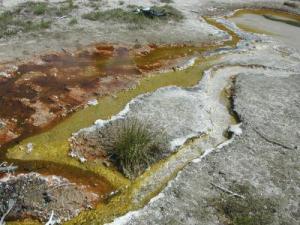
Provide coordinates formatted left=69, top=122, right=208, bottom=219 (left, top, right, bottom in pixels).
left=1, top=8, right=299, bottom=225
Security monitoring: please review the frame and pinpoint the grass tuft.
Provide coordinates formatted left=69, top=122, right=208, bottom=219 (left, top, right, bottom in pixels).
left=0, top=10, right=52, bottom=38
left=68, top=18, right=78, bottom=26
left=82, top=8, right=147, bottom=23
left=152, top=5, right=184, bottom=21
left=82, top=5, right=184, bottom=28
left=32, top=2, right=48, bottom=15
left=160, top=0, right=174, bottom=3
left=99, top=119, right=170, bottom=179
left=20, top=2, right=49, bottom=15
left=0, top=1, right=79, bottom=38
left=54, top=0, right=78, bottom=17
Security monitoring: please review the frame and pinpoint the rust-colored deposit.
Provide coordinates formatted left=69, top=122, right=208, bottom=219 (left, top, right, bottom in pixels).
left=0, top=43, right=208, bottom=148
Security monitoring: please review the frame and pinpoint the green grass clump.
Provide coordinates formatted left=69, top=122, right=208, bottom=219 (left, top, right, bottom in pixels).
left=19, top=0, right=77, bottom=17
left=82, top=5, right=184, bottom=28
left=53, top=0, right=78, bottom=17
left=82, top=8, right=145, bottom=23
left=30, top=19, right=52, bottom=30
left=160, top=0, right=174, bottom=3
left=82, top=11, right=102, bottom=21
left=0, top=10, right=52, bottom=38
left=153, top=5, right=184, bottom=21
left=127, top=4, right=139, bottom=9
left=20, top=2, right=48, bottom=15
left=32, top=2, right=48, bottom=15
left=99, top=119, right=170, bottom=179
left=68, top=18, right=78, bottom=25
left=0, top=0, right=79, bottom=38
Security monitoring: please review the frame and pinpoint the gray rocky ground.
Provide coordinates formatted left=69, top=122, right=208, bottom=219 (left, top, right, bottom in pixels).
left=109, top=73, right=300, bottom=225
left=0, top=173, right=99, bottom=223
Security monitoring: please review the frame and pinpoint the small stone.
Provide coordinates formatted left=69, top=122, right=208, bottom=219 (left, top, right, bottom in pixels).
left=26, top=143, right=33, bottom=153
left=0, top=120, right=5, bottom=129
left=87, top=99, right=98, bottom=106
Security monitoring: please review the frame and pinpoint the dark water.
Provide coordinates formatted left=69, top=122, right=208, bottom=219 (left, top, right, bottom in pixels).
left=263, top=14, right=300, bottom=28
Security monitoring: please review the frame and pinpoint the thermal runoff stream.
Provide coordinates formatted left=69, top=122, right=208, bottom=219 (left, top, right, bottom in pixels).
left=0, top=7, right=299, bottom=225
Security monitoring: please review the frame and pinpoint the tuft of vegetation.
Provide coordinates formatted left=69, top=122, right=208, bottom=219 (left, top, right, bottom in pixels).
left=152, top=5, right=184, bottom=21
left=127, top=4, right=139, bottom=9
left=16, top=2, right=49, bottom=16
left=210, top=184, right=279, bottom=225
left=98, top=119, right=170, bottom=179
left=49, top=0, right=78, bottom=17
left=36, top=19, right=52, bottom=29
left=31, top=2, right=48, bottom=15
left=0, top=1, right=78, bottom=38
left=0, top=10, right=52, bottom=38
left=82, top=5, right=184, bottom=29
left=16, top=0, right=78, bottom=17
left=87, top=0, right=102, bottom=9
left=68, top=18, right=78, bottom=26
left=160, top=0, right=174, bottom=3
left=82, top=8, right=145, bottom=22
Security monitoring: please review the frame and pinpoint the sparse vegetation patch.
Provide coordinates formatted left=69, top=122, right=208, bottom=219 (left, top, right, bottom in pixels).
left=27, top=2, right=48, bottom=15
left=0, top=10, right=52, bottom=38
left=0, top=1, right=78, bottom=38
left=82, top=5, right=184, bottom=28
left=98, top=119, right=170, bottom=179
left=209, top=183, right=279, bottom=225
left=160, top=0, right=174, bottom=3
left=17, top=0, right=77, bottom=17
left=68, top=18, right=78, bottom=25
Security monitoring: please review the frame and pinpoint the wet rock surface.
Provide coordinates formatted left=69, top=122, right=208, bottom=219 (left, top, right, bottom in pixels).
left=110, top=74, right=300, bottom=224
left=0, top=172, right=99, bottom=223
